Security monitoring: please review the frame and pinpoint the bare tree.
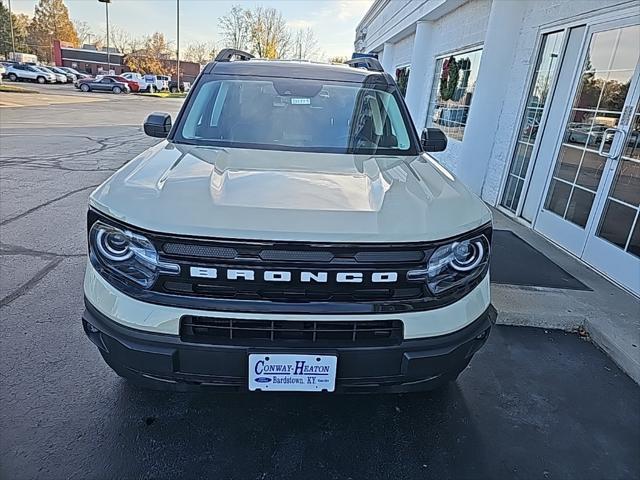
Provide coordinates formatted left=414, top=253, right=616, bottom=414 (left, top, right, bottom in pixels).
left=124, top=32, right=171, bottom=74
left=246, top=6, right=290, bottom=59
left=109, top=25, right=142, bottom=54
left=183, top=41, right=217, bottom=65
left=73, top=20, right=95, bottom=46
left=292, top=27, right=319, bottom=61
left=145, top=31, right=172, bottom=57
left=218, top=5, right=249, bottom=51
left=328, top=55, right=349, bottom=64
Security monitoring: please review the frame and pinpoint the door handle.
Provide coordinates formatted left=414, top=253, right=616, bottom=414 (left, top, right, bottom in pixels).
left=598, top=127, right=625, bottom=158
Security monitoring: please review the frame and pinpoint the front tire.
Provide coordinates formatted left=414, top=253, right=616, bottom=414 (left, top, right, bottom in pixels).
left=112, top=86, right=122, bottom=94
left=36, top=76, right=46, bottom=84
left=169, top=86, right=179, bottom=94
left=80, top=83, right=90, bottom=92
left=8, top=73, right=17, bottom=82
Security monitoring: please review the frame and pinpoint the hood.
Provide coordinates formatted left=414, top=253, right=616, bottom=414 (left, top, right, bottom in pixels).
left=90, top=142, right=491, bottom=243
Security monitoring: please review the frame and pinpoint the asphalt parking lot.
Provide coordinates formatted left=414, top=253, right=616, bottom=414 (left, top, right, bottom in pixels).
left=1, top=89, right=639, bottom=479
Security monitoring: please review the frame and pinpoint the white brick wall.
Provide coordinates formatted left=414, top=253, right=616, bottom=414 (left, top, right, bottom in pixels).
left=392, top=33, right=415, bottom=68
left=429, top=0, right=491, bottom=55
left=481, top=0, right=631, bottom=205
left=419, top=0, right=491, bottom=171
left=358, top=0, right=633, bottom=205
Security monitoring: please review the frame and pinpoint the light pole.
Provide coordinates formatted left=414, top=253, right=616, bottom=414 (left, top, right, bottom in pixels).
left=98, top=0, right=111, bottom=73
left=7, top=0, right=16, bottom=57
left=176, top=0, right=180, bottom=87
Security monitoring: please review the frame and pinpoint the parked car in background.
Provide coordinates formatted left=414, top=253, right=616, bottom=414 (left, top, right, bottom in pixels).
left=76, top=76, right=130, bottom=94
left=566, top=122, right=615, bottom=147
left=60, top=66, right=91, bottom=80
left=156, top=75, right=170, bottom=91
left=5, top=63, right=56, bottom=83
left=142, top=74, right=169, bottom=92
left=107, top=75, right=139, bottom=92
left=120, top=72, right=147, bottom=91
left=1, top=61, right=18, bottom=77
left=48, top=66, right=76, bottom=83
left=168, top=80, right=191, bottom=93
left=35, top=66, right=67, bottom=83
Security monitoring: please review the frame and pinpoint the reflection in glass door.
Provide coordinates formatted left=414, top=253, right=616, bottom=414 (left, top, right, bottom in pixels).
left=535, top=20, right=640, bottom=294
left=596, top=110, right=639, bottom=255
left=582, top=102, right=640, bottom=294
left=544, top=26, right=637, bottom=229
left=501, top=31, right=565, bottom=212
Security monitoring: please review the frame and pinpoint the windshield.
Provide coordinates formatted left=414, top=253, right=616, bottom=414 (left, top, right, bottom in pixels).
left=174, top=76, right=417, bottom=155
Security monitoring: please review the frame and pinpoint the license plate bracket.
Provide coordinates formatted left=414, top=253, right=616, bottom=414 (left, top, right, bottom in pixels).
left=248, top=354, right=337, bottom=392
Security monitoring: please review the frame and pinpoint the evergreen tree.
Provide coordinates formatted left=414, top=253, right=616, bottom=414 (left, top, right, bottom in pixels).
left=0, top=3, right=29, bottom=58
left=28, top=0, right=79, bottom=62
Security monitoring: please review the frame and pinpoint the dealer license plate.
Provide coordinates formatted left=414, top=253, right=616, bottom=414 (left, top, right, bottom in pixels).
left=248, top=354, right=337, bottom=392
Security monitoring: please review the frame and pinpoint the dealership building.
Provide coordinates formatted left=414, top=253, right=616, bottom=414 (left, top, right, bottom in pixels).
left=51, top=40, right=202, bottom=83
left=355, top=0, right=640, bottom=295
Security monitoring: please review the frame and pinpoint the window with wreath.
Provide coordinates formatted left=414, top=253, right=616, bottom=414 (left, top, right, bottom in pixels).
left=395, top=66, right=410, bottom=97
left=426, top=48, right=483, bottom=141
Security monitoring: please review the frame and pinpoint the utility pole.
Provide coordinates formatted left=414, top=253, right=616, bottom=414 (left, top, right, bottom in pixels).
left=7, top=0, right=16, bottom=56
left=176, top=0, right=180, bottom=87
left=98, top=0, right=111, bottom=73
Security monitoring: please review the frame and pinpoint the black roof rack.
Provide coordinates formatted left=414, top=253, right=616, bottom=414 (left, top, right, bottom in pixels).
left=344, top=57, right=384, bottom=73
left=215, top=48, right=254, bottom=62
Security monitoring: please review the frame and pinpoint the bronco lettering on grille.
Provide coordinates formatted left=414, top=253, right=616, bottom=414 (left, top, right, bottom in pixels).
left=189, top=267, right=399, bottom=283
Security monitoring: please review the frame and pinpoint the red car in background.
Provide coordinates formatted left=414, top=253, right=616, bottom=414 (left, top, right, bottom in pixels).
left=107, top=75, right=139, bottom=92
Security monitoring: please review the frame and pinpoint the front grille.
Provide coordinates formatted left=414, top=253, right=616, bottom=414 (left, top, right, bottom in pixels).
left=154, top=237, right=435, bottom=305
left=88, top=209, right=492, bottom=314
left=180, top=316, right=403, bottom=346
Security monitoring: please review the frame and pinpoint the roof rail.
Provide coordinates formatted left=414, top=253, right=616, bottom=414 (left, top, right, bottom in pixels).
left=344, top=57, right=384, bottom=73
left=215, top=48, right=254, bottom=62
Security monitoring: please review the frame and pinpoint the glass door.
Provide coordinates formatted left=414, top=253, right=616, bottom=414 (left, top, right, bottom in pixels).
left=534, top=20, right=640, bottom=288
left=582, top=97, right=640, bottom=295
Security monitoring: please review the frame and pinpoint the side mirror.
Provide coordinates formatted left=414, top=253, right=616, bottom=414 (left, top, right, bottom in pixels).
left=420, top=128, right=447, bottom=152
left=144, top=112, right=172, bottom=138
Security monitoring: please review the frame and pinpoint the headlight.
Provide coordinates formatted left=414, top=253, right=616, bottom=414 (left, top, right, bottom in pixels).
left=89, top=221, right=179, bottom=288
left=408, top=234, right=490, bottom=295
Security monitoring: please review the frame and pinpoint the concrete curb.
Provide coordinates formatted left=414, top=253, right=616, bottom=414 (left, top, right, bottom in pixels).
left=490, top=208, right=640, bottom=386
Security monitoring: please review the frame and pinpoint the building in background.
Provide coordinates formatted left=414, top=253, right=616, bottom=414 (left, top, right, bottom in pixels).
left=355, top=0, right=640, bottom=295
left=53, top=40, right=126, bottom=75
left=52, top=40, right=201, bottom=82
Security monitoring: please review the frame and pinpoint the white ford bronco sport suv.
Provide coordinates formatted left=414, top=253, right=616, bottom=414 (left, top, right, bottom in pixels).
left=83, top=50, right=495, bottom=393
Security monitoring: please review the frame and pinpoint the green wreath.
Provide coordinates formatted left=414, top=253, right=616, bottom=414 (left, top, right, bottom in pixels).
left=439, top=56, right=459, bottom=101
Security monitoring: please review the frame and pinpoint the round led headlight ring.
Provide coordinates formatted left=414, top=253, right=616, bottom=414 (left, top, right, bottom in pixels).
left=95, top=228, right=134, bottom=262
left=449, top=239, right=484, bottom=272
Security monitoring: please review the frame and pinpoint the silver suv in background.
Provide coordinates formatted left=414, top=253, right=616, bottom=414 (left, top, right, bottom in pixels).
left=34, top=66, right=67, bottom=83
left=5, top=64, right=56, bottom=83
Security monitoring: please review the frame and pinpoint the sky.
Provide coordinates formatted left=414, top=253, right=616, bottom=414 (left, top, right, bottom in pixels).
left=10, top=0, right=373, bottom=59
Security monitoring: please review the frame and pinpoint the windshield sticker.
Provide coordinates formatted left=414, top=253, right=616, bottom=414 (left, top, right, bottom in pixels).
left=291, top=98, right=311, bottom=105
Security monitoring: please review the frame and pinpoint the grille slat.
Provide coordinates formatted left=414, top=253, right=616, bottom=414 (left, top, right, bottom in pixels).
left=163, top=280, right=424, bottom=303
left=163, top=243, right=238, bottom=259
left=180, top=317, right=403, bottom=346
left=259, top=250, right=335, bottom=262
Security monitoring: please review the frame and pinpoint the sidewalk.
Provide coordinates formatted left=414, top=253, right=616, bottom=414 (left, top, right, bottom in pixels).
left=490, top=207, right=640, bottom=384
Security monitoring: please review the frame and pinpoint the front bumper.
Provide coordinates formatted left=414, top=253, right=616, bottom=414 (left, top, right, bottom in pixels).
left=83, top=300, right=496, bottom=393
